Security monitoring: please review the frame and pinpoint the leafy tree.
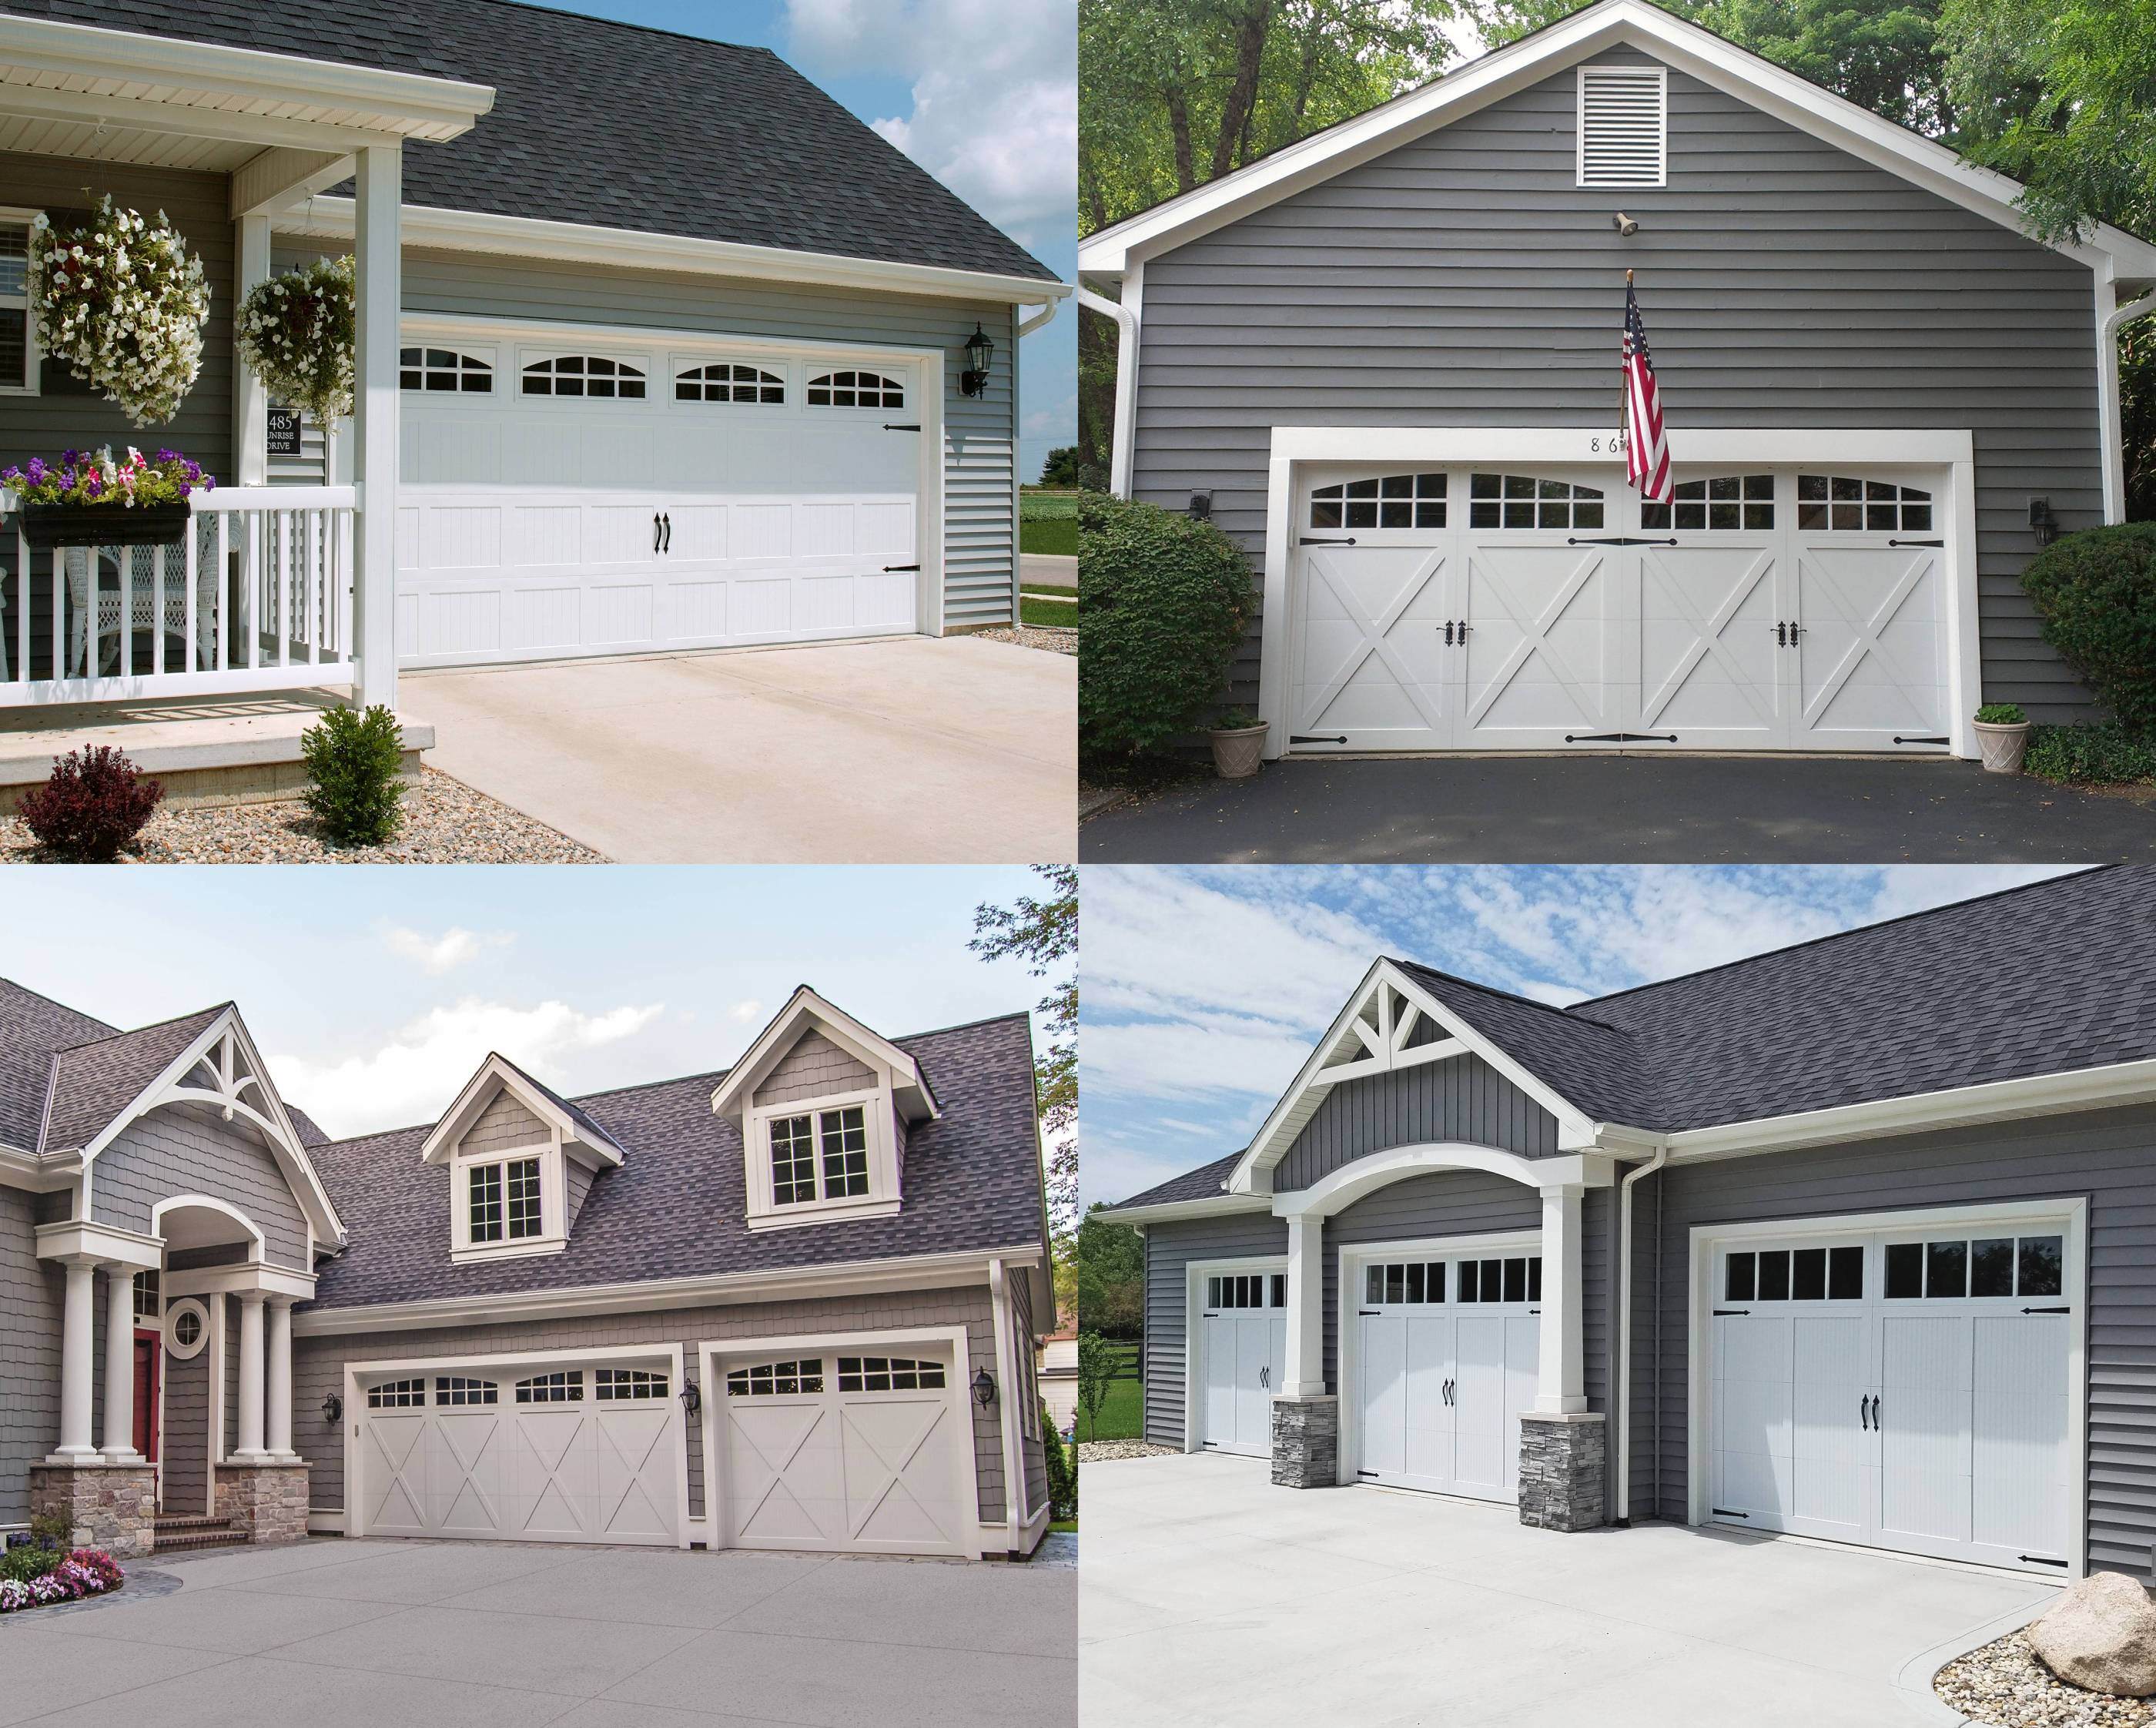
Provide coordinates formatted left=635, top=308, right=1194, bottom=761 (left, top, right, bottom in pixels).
left=1076, top=1203, right=1146, bottom=1338
left=1040, top=446, right=1084, bottom=487
left=1076, top=1331, right=1121, bottom=1442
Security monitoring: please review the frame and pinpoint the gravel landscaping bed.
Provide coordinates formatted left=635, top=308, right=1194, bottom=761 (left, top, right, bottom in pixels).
left=1936, top=1630, right=2154, bottom=1726
left=973, top=623, right=1076, bottom=655
left=1078, top=1440, right=1178, bottom=1462
left=1, top=769, right=604, bottom=864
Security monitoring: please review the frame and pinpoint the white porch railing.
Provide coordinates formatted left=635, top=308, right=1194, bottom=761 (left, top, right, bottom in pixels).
left=0, top=487, right=356, bottom=707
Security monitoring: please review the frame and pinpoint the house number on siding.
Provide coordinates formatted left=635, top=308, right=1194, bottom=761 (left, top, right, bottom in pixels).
left=1588, top=430, right=1629, bottom=454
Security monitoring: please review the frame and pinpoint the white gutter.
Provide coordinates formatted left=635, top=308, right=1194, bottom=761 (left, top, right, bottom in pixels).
left=2101, top=281, right=2156, bottom=523
left=1077, top=285, right=1139, bottom=497
left=1612, top=1143, right=1667, bottom=1524
left=1018, top=300, right=1060, bottom=337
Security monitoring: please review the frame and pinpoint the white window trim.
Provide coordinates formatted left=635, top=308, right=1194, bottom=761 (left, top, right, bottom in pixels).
left=1575, top=63, right=1667, bottom=189
left=1180, top=1255, right=1289, bottom=1455
left=514, top=346, right=656, bottom=402
left=745, top=1084, right=902, bottom=1230
left=0, top=205, right=38, bottom=398
left=450, top=1136, right=568, bottom=1264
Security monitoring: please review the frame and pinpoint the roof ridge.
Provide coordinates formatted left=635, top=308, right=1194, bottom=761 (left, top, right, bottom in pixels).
left=1388, top=956, right=1629, bottom=1035
left=0, top=975, right=119, bottom=1039
left=54, top=1000, right=229, bottom=1055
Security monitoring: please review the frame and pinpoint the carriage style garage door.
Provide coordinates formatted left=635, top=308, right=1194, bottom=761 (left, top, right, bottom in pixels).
left=1197, top=1266, right=1287, bottom=1458
left=715, top=1343, right=973, bottom=1557
left=393, top=323, right=929, bottom=668
left=1290, top=462, right=1955, bottom=753
left=1706, top=1213, right=2077, bottom=1574
left=354, top=1355, right=682, bottom=1545
left=1350, top=1247, right=1540, bottom=1504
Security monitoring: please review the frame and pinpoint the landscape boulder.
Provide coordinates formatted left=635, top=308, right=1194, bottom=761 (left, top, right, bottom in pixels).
left=2028, top=1571, right=2156, bottom=1696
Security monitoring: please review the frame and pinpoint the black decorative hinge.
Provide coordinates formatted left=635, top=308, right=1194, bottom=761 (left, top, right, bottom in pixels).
left=1888, top=538, right=1944, bottom=548
left=882, top=423, right=922, bottom=431
left=2019, top=1555, right=2069, bottom=1567
left=882, top=564, right=921, bottom=572
left=1712, top=1308, right=1751, bottom=1317
left=1291, top=735, right=1348, bottom=745
left=1893, top=735, right=1952, bottom=746
left=1301, top=537, right=1358, bottom=546
left=1568, top=535, right=1678, bottom=547
left=1566, top=732, right=1678, bottom=744
left=2022, top=1305, right=2071, bottom=1314
left=1711, top=1508, right=1751, bottom=1519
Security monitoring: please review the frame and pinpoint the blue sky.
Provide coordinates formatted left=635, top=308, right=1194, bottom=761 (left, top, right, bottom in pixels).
left=1080, top=866, right=2085, bottom=1209
left=5, top=867, right=1045, bottom=1139
left=531, top=0, right=1075, bottom=480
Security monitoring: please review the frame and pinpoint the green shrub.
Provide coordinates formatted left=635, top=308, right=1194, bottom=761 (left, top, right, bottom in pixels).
left=1974, top=703, right=2026, bottom=726
left=2020, top=524, right=2156, bottom=735
left=1213, top=705, right=1264, bottom=731
left=1079, top=494, right=1255, bottom=762
left=300, top=704, right=407, bottom=845
left=2024, top=722, right=2156, bottom=785
left=1041, top=1400, right=1077, bottom=1522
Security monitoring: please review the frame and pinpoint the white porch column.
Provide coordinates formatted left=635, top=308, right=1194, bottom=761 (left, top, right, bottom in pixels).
left=265, top=1298, right=296, bottom=1461
left=49, top=1257, right=102, bottom=1462
left=233, top=1293, right=270, bottom=1462
left=233, top=213, right=273, bottom=487
left=352, top=143, right=402, bottom=713
left=1284, top=1213, right=1327, bottom=1396
left=1536, top=1184, right=1587, bottom=1415
left=100, top=1268, right=144, bottom=1462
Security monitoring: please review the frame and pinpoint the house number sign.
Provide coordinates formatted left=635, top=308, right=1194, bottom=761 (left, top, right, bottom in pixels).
left=266, top=407, right=302, bottom=457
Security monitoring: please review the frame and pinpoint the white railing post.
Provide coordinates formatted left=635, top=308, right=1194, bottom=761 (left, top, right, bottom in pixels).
left=353, top=142, right=402, bottom=713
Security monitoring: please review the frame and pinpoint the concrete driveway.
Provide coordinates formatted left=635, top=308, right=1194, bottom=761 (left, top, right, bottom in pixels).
left=1082, top=1454, right=2051, bottom=1727
left=408, top=634, right=1075, bottom=863
left=1, top=1537, right=1074, bottom=1728
left=1083, top=755, right=2156, bottom=862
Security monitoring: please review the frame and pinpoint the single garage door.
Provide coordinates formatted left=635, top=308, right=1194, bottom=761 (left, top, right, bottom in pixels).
left=1291, top=462, right=1951, bottom=753
left=1707, top=1218, right=2074, bottom=1573
left=1351, top=1247, right=1539, bottom=1503
left=355, top=1357, right=682, bottom=1545
left=393, top=330, right=926, bottom=668
left=1197, top=1267, right=1285, bottom=1458
left=716, top=1344, right=973, bottom=1557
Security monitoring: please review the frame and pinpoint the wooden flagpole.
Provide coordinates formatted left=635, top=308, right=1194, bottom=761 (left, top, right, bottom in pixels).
left=1619, top=269, right=1634, bottom=461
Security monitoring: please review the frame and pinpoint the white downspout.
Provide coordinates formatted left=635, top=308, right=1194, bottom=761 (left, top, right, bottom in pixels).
left=1017, top=299, right=1060, bottom=338
left=1613, top=1144, right=1667, bottom=1525
left=1076, top=284, right=1138, bottom=497
left=2099, top=282, right=2156, bottom=524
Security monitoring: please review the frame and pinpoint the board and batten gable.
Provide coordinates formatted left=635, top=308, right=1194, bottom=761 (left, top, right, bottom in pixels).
left=1274, top=1050, right=1562, bottom=1191
left=91, top=1103, right=311, bottom=1270
left=1129, top=45, right=2107, bottom=720
left=1140, top=1209, right=1289, bottom=1448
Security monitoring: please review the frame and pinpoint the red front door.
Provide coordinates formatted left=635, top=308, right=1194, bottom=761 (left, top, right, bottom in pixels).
left=132, top=1329, right=160, bottom=1464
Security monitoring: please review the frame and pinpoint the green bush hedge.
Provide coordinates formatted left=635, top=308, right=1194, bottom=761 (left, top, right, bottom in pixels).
left=1078, top=494, right=1255, bottom=760
left=301, top=704, right=407, bottom=846
left=2020, top=524, right=2156, bottom=735
left=2024, top=722, right=2156, bottom=785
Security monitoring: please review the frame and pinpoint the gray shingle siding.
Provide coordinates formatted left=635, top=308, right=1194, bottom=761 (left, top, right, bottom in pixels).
left=754, top=1030, right=875, bottom=1107
left=1275, top=1053, right=1561, bottom=1190
left=1141, top=1211, right=1289, bottom=1448
left=92, top=1105, right=310, bottom=1271
left=162, top=1317, right=211, bottom=1514
left=1130, top=46, right=2107, bottom=721
left=0, top=1184, right=60, bottom=1526
left=460, top=1089, right=544, bottom=1156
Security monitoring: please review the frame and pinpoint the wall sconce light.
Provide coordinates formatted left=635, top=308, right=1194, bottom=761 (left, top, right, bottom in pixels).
left=322, top=1391, right=342, bottom=1425
left=960, top=323, right=996, bottom=397
left=2029, top=497, right=2058, bottom=547
left=972, top=1367, right=997, bottom=1409
left=1612, top=212, right=1639, bottom=236
left=1188, top=491, right=1213, bottom=521
left=679, top=1381, right=702, bottom=1418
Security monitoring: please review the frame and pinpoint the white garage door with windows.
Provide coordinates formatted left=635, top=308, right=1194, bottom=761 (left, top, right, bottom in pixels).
left=1194, top=1264, right=1286, bottom=1458
left=1348, top=1244, right=1540, bottom=1504
left=393, top=320, right=935, bottom=668
left=1702, top=1207, right=2081, bottom=1575
left=352, top=1354, right=685, bottom=1545
left=711, top=1341, right=973, bottom=1557
left=1275, top=437, right=1976, bottom=756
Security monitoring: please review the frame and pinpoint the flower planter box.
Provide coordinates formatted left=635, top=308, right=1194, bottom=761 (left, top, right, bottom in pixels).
left=14, top=503, right=191, bottom=550
left=1974, top=718, right=2031, bottom=775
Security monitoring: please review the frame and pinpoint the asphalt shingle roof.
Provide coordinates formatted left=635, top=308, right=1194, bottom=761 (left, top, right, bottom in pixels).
left=0, top=980, right=116, bottom=1151
left=40, top=1006, right=229, bottom=1155
left=0, top=0, right=1056, bottom=283
left=1112, top=1150, right=1244, bottom=1209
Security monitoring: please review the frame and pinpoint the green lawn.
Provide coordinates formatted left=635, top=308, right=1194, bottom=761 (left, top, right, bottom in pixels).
left=1022, top=488, right=1080, bottom=557
left=1020, top=594, right=1076, bottom=628
left=1076, top=1344, right=1144, bottom=1442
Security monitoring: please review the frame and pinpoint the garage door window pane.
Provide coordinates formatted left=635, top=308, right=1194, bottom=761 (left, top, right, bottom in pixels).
left=2019, top=1236, right=2063, bottom=1297
left=524, top=355, right=647, bottom=400
left=367, top=1378, right=427, bottom=1408
left=727, top=1359, right=824, bottom=1396
left=1755, top=1250, right=1789, bottom=1301
left=595, top=1368, right=669, bottom=1400
left=516, top=1371, right=584, bottom=1403
left=1828, top=1245, right=1864, bottom=1300
left=839, top=1355, right=946, bottom=1392
left=1797, top=474, right=1931, bottom=533
left=1793, top=1247, right=1826, bottom=1301
left=1970, top=1238, right=2015, bottom=1298
left=1725, top=1252, right=1756, bottom=1301
left=436, top=1376, right=498, bottom=1405
left=818, top=1106, right=869, bottom=1197
left=676, top=361, right=785, bottom=404
left=1469, top=474, right=1602, bottom=531
left=1926, top=1240, right=1968, bottom=1298
left=807, top=369, right=904, bottom=409
left=1885, top=1241, right=1923, bottom=1298
left=400, top=347, right=492, bottom=393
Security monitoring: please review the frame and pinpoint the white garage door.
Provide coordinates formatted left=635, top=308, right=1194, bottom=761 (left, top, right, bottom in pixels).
left=393, top=332, right=926, bottom=668
left=1291, top=463, right=1951, bottom=753
left=1351, top=1247, right=1540, bottom=1503
left=1197, top=1268, right=1285, bottom=1458
left=1708, top=1219, right=2075, bottom=1573
left=716, top=1345, right=972, bottom=1557
left=355, top=1358, right=682, bottom=1545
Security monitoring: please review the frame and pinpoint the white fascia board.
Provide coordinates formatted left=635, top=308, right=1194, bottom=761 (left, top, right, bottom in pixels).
left=1224, top=956, right=1389, bottom=1193
left=0, top=1144, right=79, bottom=1193
left=1100, top=1193, right=1278, bottom=1226
left=711, top=986, right=937, bottom=1123
left=420, top=1052, right=622, bottom=1168
left=1379, top=963, right=1600, bottom=1144
left=290, top=1242, right=1036, bottom=1336
left=1268, top=427, right=1976, bottom=467
left=280, top=196, right=1071, bottom=306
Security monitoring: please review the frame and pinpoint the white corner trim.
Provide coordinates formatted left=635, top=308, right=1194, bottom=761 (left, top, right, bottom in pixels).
left=2098, top=273, right=2156, bottom=524
left=988, top=1257, right=1027, bottom=1542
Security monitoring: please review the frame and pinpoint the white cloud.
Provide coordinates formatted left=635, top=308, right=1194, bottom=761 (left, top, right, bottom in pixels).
left=272, top=996, right=664, bottom=1137
left=379, top=923, right=513, bottom=976
left=730, top=1000, right=767, bottom=1023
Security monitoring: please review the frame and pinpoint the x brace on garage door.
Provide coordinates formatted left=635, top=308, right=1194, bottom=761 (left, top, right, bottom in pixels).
left=1257, top=430, right=1981, bottom=759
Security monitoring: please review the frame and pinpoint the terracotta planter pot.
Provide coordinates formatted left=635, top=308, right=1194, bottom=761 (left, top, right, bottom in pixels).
left=1974, top=718, right=2030, bottom=775
left=1210, top=722, right=1268, bottom=779
left=15, top=502, right=191, bottom=549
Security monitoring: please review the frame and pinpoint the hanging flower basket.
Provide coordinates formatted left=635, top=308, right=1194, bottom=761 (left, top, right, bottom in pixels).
left=28, top=199, right=211, bottom=427
left=236, top=256, right=356, bottom=427
left=2, top=446, right=213, bottom=548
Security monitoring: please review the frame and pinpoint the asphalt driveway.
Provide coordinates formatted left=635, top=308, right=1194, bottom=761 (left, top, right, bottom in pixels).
left=1083, top=755, right=2156, bottom=862
left=1082, top=1453, right=2051, bottom=1727
left=0, top=1537, right=1073, bottom=1728
left=408, top=634, right=1076, bottom=863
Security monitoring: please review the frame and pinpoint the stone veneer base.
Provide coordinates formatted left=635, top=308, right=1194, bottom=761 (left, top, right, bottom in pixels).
left=1517, top=1412, right=1606, bottom=1532
left=28, top=1462, right=157, bottom=1559
left=1270, top=1395, right=1340, bottom=1489
left=213, top=1461, right=310, bottom=1545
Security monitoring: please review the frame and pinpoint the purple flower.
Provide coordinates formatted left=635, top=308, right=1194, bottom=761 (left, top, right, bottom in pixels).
left=1, top=467, right=18, bottom=487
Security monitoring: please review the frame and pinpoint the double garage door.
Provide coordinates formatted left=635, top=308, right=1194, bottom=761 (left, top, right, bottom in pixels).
left=1291, top=462, right=1954, bottom=752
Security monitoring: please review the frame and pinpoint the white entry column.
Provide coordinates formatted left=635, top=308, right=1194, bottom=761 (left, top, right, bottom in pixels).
left=352, top=142, right=403, bottom=712
left=232, top=1293, right=270, bottom=1463
left=1535, top=1184, right=1587, bottom=1415
left=48, top=1257, right=102, bottom=1463
left=1284, top=1214, right=1327, bottom=1397
left=265, top=1298, right=296, bottom=1462
left=100, top=1266, right=144, bottom=1463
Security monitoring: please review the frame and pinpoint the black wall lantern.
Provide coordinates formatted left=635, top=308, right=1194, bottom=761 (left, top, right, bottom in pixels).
left=972, top=1366, right=998, bottom=1409
left=679, top=1381, right=702, bottom=1418
left=2029, top=496, right=2059, bottom=547
left=960, top=323, right=996, bottom=398
left=322, top=1391, right=342, bottom=1425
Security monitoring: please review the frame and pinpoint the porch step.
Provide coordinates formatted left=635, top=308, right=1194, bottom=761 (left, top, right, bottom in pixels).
left=152, top=1515, right=248, bottom=1552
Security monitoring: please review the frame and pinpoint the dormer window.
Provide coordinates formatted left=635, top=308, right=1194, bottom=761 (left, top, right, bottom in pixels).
left=771, top=1104, right=869, bottom=1207
left=468, top=1156, right=542, bottom=1243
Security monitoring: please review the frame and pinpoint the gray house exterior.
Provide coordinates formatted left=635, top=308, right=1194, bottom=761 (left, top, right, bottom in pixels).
left=1106, top=866, right=2156, bottom=1582
left=0, top=980, right=1054, bottom=1562
left=1076, top=0, right=2156, bottom=759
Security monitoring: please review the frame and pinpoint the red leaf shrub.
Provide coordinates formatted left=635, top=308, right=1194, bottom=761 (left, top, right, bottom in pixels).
left=17, top=745, right=162, bottom=860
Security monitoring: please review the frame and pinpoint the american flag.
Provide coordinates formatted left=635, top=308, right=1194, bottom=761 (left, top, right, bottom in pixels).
left=1623, top=279, right=1672, bottom=504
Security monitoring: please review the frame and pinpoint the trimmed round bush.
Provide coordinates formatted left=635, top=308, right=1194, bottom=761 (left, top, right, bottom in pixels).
left=2020, top=524, right=2156, bottom=736
left=1079, top=494, right=1255, bottom=760
left=300, top=703, right=407, bottom=846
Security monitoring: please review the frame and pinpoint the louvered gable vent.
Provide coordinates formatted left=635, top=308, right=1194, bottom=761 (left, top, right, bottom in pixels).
left=1577, top=64, right=1666, bottom=187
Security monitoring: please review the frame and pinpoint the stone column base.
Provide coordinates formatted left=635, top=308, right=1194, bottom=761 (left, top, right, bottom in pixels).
left=28, top=1462, right=157, bottom=1558
left=213, top=1461, right=310, bottom=1545
left=1517, top=1411, right=1606, bottom=1532
left=1270, top=1395, right=1339, bottom=1489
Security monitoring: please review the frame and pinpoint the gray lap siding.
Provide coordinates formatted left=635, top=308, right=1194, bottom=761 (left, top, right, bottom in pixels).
left=91, top=1105, right=312, bottom=1270
left=1129, top=47, right=2105, bottom=720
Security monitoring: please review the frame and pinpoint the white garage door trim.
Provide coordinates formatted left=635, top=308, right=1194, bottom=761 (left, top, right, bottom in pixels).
left=342, top=1340, right=691, bottom=1548
left=1686, top=1199, right=2087, bottom=1578
left=392, top=311, right=949, bottom=664
left=697, top=1326, right=982, bottom=1559
left=1338, top=1231, right=1541, bottom=1501
left=1258, top=427, right=1980, bottom=759
left=1182, top=1255, right=1287, bottom=1457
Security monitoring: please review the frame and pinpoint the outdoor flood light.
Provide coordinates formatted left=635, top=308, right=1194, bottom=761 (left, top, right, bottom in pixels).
left=960, top=322, right=996, bottom=397
left=973, top=1366, right=997, bottom=1408
left=322, top=1391, right=342, bottom=1424
left=1612, top=212, right=1639, bottom=236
